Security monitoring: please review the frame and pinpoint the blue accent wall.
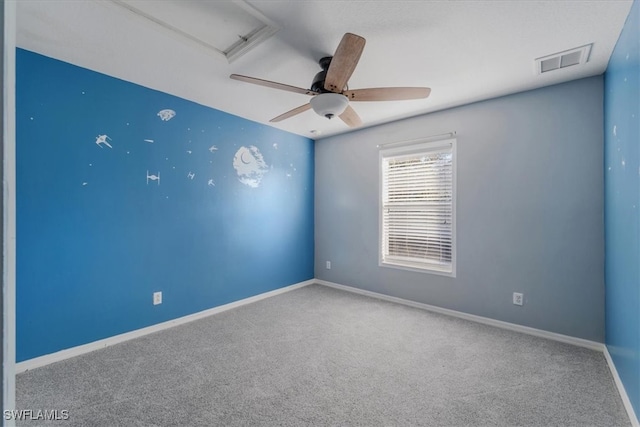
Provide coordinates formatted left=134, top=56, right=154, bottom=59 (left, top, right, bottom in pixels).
left=16, top=49, right=314, bottom=362
left=605, top=0, right=640, bottom=415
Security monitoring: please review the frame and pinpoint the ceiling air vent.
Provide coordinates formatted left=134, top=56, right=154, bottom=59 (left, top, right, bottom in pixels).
left=535, top=44, right=592, bottom=74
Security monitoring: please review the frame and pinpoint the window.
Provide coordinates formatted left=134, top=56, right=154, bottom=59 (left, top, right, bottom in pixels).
left=379, top=138, right=456, bottom=276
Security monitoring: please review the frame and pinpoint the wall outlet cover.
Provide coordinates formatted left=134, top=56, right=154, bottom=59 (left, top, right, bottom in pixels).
left=153, top=291, right=162, bottom=305
left=513, top=292, right=524, bottom=306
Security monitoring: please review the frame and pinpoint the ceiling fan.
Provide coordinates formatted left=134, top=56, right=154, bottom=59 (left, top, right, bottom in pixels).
left=230, top=33, right=431, bottom=128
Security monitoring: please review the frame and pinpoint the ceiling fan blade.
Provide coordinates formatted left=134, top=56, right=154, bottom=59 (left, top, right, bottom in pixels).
left=339, top=105, right=363, bottom=128
left=324, top=33, right=366, bottom=93
left=344, top=87, right=431, bottom=101
left=270, top=103, right=312, bottom=123
left=231, top=74, right=318, bottom=96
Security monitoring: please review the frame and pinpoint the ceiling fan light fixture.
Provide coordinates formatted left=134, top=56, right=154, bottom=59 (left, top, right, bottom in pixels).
left=310, top=93, right=349, bottom=119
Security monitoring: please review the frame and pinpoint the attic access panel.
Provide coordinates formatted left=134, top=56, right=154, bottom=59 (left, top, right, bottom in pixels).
left=111, top=0, right=279, bottom=63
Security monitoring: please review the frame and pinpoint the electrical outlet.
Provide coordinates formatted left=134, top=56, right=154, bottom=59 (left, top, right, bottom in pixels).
left=513, top=292, right=523, bottom=306
left=153, top=291, right=162, bottom=305
left=326, top=261, right=331, bottom=270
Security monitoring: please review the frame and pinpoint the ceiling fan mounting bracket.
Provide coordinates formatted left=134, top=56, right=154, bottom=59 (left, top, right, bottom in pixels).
left=319, top=56, right=332, bottom=70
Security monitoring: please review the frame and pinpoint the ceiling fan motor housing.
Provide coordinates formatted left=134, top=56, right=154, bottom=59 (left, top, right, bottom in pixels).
left=311, top=56, right=334, bottom=93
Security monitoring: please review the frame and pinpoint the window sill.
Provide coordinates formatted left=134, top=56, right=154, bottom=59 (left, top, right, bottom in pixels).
left=379, top=260, right=456, bottom=277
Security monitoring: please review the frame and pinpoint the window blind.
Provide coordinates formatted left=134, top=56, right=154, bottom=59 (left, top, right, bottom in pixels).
left=381, top=142, right=454, bottom=273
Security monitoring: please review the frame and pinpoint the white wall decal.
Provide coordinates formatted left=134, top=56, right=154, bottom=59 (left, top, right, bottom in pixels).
left=208, top=179, right=215, bottom=187
left=157, top=109, right=176, bottom=121
left=144, top=139, right=154, bottom=143
left=233, top=146, right=269, bottom=188
left=187, top=172, right=195, bottom=180
left=146, top=171, right=160, bottom=185
left=209, top=145, right=218, bottom=152
left=95, top=134, right=113, bottom=149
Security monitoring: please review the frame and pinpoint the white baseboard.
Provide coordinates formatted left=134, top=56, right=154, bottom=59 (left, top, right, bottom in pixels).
left=16, top=279, right=315, bottom=374
left=604, top=346, right=640, bottom=427
left=315, top=280, right=604, bottom=351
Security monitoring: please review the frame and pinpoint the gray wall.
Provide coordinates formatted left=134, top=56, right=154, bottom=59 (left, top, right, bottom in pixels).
left=315, top=76, right=604, bottom=342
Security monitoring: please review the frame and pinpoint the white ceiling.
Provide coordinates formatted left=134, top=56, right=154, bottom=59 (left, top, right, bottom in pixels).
left=16, top=0, right=633, bottom=139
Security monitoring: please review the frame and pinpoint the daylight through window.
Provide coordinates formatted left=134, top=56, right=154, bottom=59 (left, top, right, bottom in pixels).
left=380, top=139, right=456, bottom=275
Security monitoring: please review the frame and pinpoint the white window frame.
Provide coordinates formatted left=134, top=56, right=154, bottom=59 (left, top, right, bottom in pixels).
left=379, top=138, right=456, bottom=277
